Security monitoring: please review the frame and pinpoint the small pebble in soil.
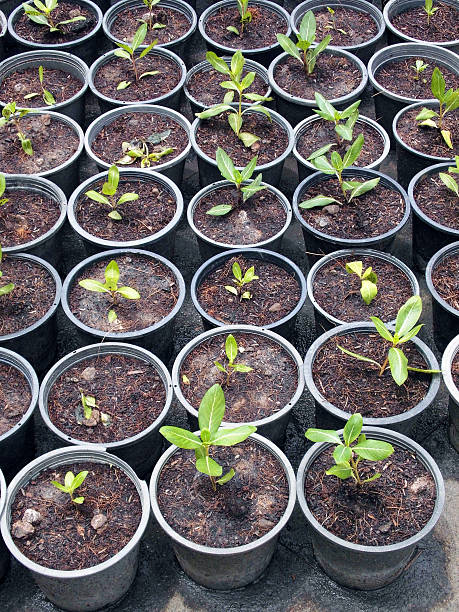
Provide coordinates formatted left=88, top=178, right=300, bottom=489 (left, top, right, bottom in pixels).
left=23, top=509, right=42, bottom=525
left=12, top=520, right=35, bottom=539
left=91, top=513, right=108, bottom=530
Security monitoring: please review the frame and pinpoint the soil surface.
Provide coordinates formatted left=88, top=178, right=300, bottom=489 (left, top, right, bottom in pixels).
left=197, top=255, right=301, bottom=326
left=93, top=53, right=181, bottom=103
left=192, top=184, right=287, bottom=245
left=110, top=6, right=191, bottom=46
left=47, top=353, right=166, bottom=443
left=413, top=170, right=459, bottom=230
left=75, top=177, right=177, bottom=242
left=305, top=446, right=436, bottom=545
left=0, top=113, right=79, bottom=174
left=452, top=351, right=459, bottom=390
left=204, top=4, right=287, bottom=50
left=300, top=7, right=378, bottom=47
left=180, top=332, right=298, bottom=422
left=312, top=331, right=431, bottom=418
left=90, top=112, right=188, bottom=168
left=273, top=54, right=361, bottom=101
left=397, top=108, right=459, bottom=158
left=0, top=362, right=31, bottom=436
left=431, top=253, right=459, bottom=311
left=10, top=461, right=142, bottom=570
left=0, top=67, right=82, bottom=108
left=391, top=3, right=459, bottom=43
left=14, top=1, right=98, bottom=44
left=0, top=189, right=60, bottom=248
left=157, top=440, right=289, bottom=547
left=187, top=66, right=268, bottom=108
left=0, top=257, right=55, bottom=336
left=298, top=176, right=406, bottom=239
left=195, top=111, right=288, bottom=167
left=69, top=254, right=178, bottom=333
left=312, top=255, right=414, bottom=324
left=296, top=121, right=384, bottom=167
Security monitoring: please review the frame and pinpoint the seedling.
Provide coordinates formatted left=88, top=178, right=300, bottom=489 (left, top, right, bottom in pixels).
left=416, top=67, right=459, bottom=149
left=277, top=11, right=331, bottom=76
left=23, top=65, right=56, bottom=106
left=0, top=245, right=14, bottom=297
left=424, top=0, right=438, bottom=25
left=78, top=259, right=140, bottom=323
left=116, top=130, right=174, bottom=168
left=114, top=23, right=159, bottom=90
left=23, top=0, right=86, bottom=33
left=411, top=59, right=428, bottom=82
left=214, top=334, right=253, bottom=385
left=313, top=92, right=361, bottom=143
left=225, top=261, right=258, bottom=300
left=160, top=383, right=256, bottom=491
left=206, top=147, right=266, bottom=216
left=439, top=155, right=459, bottom=197
left=299, top=133, right=380, bottom=209
left=227, top=0, right=252, bottom=37
left=305, top=413, right=394, bottom=485
left=141, top=0, right=166, bottom=30
left=0, top=102, right=33, bottom=156
left=0, top=173, right=8, bottom=207
left=80, top=392, right=97, bottom=420
left=84, top=165, right=139, bottom=220
left=345, top=260, right=378, bottom=306
left=325, top=6, right=347, bottom=35
left=196, top=50, right=272, bottom=148
left=51, top=470, right=88, bottom=504
left=338, top=295, right=440, bottom=386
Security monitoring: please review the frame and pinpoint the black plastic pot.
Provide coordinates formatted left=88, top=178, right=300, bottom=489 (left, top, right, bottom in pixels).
left=0, top=467, right=7, bottom=580
left=190, top=247, right=307, bottom=339
left=442, top=334, right=459, bottom=452
left=0, top=10, right=6, bottom=60
left=425, top=242, right=459, bottom=354
left=0, top=1, right=21, bottom=17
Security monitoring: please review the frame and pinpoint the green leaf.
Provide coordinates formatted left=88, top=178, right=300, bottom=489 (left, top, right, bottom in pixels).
left=206, top=51, right=230, bottom=75
left=196, top=455, right=222, bottom=477
left=139, top=70, right=160, bottom=79
left=104, top=260, right=120, bottom=290
left=337, top=345, right=381, bottom=368
left=117, top=286, right=140, bottom=299
left=335, top=124, right=353, bottom=141
left=200, top=428, right=211, bottom=444
left=305, top=428, right=341, bottom=444
left=353, top=439, right=394, bottom=461
left=394, top=295, right=422, bottom=339
left=108, top=207, right=122, bottom=219
left=73, top=497, right=84, bottom=504
left=107, top=164, right=119, bottom=191
left=230, top=50, right=244, bottom=79
left=239, top=131, right=259, bottom=148
left=242, top=266, right=258, bottom=284
left=240, top=155, right=258, bottom=182
left=241, top=173, right=266, bottom=202
left=299, top=10, right=316, bottom=43
left=388, top=347, right=408, bottom=386
left=362, top=473, right=381, bottom=483
left=326, top=463, right=353, bottom=479
left=42, top=89, right=55, bottom=106
left=217, top=469, right=235, bottom=485
left=343, top=413, right=363, bottom=445
left=232, top=363, right=253, bottom=373
left=132, top=23, right=148, bottom=51
left=85, top=190, right=110, bottom=205
left=117, top=192, right=139, bottom=205
left=108, top=309, right=117, bottom=323
left=370, top=316, right=394, bottom=342
left=216, top=147, right=237, bottom=183
left=209, top=425, right=256, bottom=446
left=51, top=480, right=68, bottom=493
left=0, top=174, right=5, bottom=198
left=241, top=72, right=255, bottom=91
left=343, top=133, right=364, bottom=168
left=71, top=471, right=88, bottom=491
left=0, top=284, right=14, bottom=297
left=307, top=143, right=335, bottom=161
left=339, top=100, right=361, bottom=120
left=228, top=112, right=242, bottom=135
left=314, top=92, right=335, bottom=122
left=78, top=279, right=110, bottom=293
left=226, top=25, right=239, bottom=35
left=333, top=445, right=352, bottom=464
left=441, top=129, right=453, bottom=149
left=159, top=426, right=202, bottom=449
left=345, top=261, right=363, bottom=277
left=139, top=39, right=158, bottom=58
left=225, top=285, right=238, bottom=295
left=232, top=261, right=242, bottom=281
left=431, top=66, right=445, bottom=102
left=117, top=81, right=131, bottom=90
left=206, top=204, right=233, bottom=216
left=225, top=334, right=238, bottom=363
left=310, top=155, right=335, bottom=174
left=348, top=178, right=380, bottom=201
left=416, top=107, right=438, bottom=121
left=361, top=279, right=377, bottom=305
left=439, top=172, right=459, bottom=196
left=243, top=93, right=272, bottom=102
left=398, top=323, right=423, bottom=344
left=196, top=104, right=233, bottom=119
left=198, top=383, right=225, bottom=434
left=276, top=33, right=301, bottom=61
left=220, top=80, right=240, bottom=92
left=64, top=472, right=74, bottom=489
left=114, top=49, right=131, bottom=60
left=214, top=361, right=227, bottom=373
left=299, top=195, right=338, bottom=209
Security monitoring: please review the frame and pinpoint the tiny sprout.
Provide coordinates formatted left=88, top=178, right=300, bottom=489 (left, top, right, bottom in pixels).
left=182, top=374, right=190, bottom=385
left=160, top=383, right=256, bottom=492
left=0, top=245, right=14, bottom=297
left=80, top=392, right=97, bottom=420
left=0, top=173, right=8, bottom=206
left=313, top=92, right=360, bottom=143
left=78, top=259, right=140, bottom=322
left=225, top=261, right=259, bottom=301
left=114, top=23, right=159, bottom=89
left=23, top=0, right=86, bottom=33
left=84, top=165, right=139, bottom=221
left=51, top=470, right=88, bottom=504
left=0, top=102, right=33, bottom=156
left=424, top=0, right=438, bottom=25
left=305, top=413, right=394, bottom=485
left=227, top=0, right=252, bottom=37
left=411, top=59, right=429, bottom=81
left=215, top=334, right=253, bottom=385
left=337, top=295, right=440, bottom=386
left=116, top=130, right=174, bottom=167
left=141, top=0, right=166, bottom=30
left=325, top=6, right=347, bottom=35
left=345, top=261, right=378, bottom=306
left=439, top=155, right=459, bottom=197
left=23, top=66, right=56, bottom=106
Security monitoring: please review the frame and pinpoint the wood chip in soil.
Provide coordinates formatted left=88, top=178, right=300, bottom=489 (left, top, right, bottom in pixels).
left=47, top=353, right=166, bottom=443
left=0, top=257, right=55, bottom=336
left=413, top=171, right=459, bottom=230
left=192, top=184, right=286, bottom=245
left=0, top=362, right=31, bottom=436
left=195, top=112, right=288, bottom=167
left=452, top=352, right=459, bottom=390
left=312, top=332, right=431, bottom=418
left=0, top=67, right=83, bottom=107
left=197, top=255, right=301, bottom=326
left=187, top=67, right=268, bottom=108
left=109, top=6, right=190, bottom=46
left=299, top=176, right=405, bottom=239
left=273, top=54, right=361, bottom=101
left=431, top=253, right=459, bottom=311
left=391, top=3, right=459, bottom=43
left=10, top=462, right=141, bottom=570
left=312, top=255, right=414, bottom=324
left=204, top=4, right=287, bottom=50
left=305, top=446, right=436, bottom=545
left=300, top=7, right=378, bottom=47
left=157, top=440, right=289, bottom=547
left=397, top=108, right=459, bottom=158
left=0, top=114, right=79, bottom=174
left=180, top=332, right=298, bottom=422
left=75, top=178, right=177, bottom=242
left=69, top=254, right=178, bottom=333
left=0, top=189, right=60, bottom=248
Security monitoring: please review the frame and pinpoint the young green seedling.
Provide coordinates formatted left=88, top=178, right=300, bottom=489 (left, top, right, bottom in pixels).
left=23, top=66, right=56, bottom=106
left=313, top=92, right=360, bottom=143
left=116, top=131, right=174, bottom=168
left=196, top=50, right=272, bottom=148
left=337, top=295, right=440, bottom=386
left=160, top=383, right=256, bottom=491
left=0, top=102, right=33, bottom=156
left=114, top=23, right=159, bottom=89
left=411, top=59, right=429, bottom=82
left=214, top=334, right=253, bottom=386
left=51, top=470, right=88, bottom=504
left=277, top=11, right=331, bottom=76
left=305, top=413, right=394, bottom=485
left=345, top=260, right=378, bottom=306
left=416, top=67, right=459, bottom=149
left=439, top=155, right=459, bottom=197
left=0, top=174, right=8, bottom=207
left=141, top=0, right=166, bottom=30
left=227, top=0, right=252, bottom=36
left=80, top=392, right=97, bottom=420
left=78, top=259, right=140, bottom=323
left=0, top=245, right=14, bottom=297
left=325, top=6, right=347, bottom=35
left=225, top=261, right=259, bottom=301
left=84, top=165, right=139, bottom=221
left=23, top=0, right=86, bottom=33
left=424, top=0, right=438, bottom=25
left=299, top=133, right=380, bottom=209
left=206, top=147, right=266, bottom=216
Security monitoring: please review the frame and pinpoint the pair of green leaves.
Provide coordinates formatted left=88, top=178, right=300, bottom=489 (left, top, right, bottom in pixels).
left=225, top=261, right=259, bottom=300
left=24, top=65, right=56, bottom=106
left=51, top=470, right=88, bottom=504
left=411, top=59, right=428, bottom=80
left=141, top=0, right=165, bottom=30
left=0, top=102, right=33, bottom=156
left=424, top=0, right=438, bottom=23
left=313, top=92, right=360, bottom=142
left=85, top=164, right=139, bottom=220
left=115, top=23, right=159, bottom=88
left=215, top=334, right=253, bottom=379
left=345, top=260, right=378, bottom=306
left=24, top=0, right=86, bottom=32
left=0, top=245, right=14, bottom=297
left=439, top=155, right=459, bottom=197
left=227, top=0, right=252, bottom=36
left=80, top=392, right=97, bottom=420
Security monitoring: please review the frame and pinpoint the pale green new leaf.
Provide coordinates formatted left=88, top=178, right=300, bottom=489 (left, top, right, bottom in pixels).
left=277, top=33, right=301, bottom=61
left=343, top=413, right=363, bottom=445
left=305, top=428, right=341, bottom=444
left=361, top=279, right=377, bottom=305
left=333, top=444, right=352, bottom=464
left=198, top=383, right=225, bottom=434
left=326, top=463, right=353, bottom=479
left=117, top=286, right=140, bottom=299
left=370, top=316, right=394, bottom=342
left=196, top=455, right=222, bottom=477
left=78, top=279, right=110, bottom=293
left=225, top=334, right=238, bottom=363
left=104, top=260, right=120, bottom=290
left=299, top=195, right=338, bottom=209
left=394, top=295, right=422, bottom=338
left=159, top=426, right=202, bottom=449
left=217, top=469, right=235, bottom=485
left=353, top=439, right=394, bottom=461
left=388, top=347, right=408, bottom=385
left=216, top=147, right=237, bottom=183
left=209, top=425, right=257, bottom=446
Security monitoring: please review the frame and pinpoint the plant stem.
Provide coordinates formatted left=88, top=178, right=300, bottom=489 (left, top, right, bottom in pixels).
left=132, top=55, right=139, bottom=82
left=379, top=354, right=389, bottom=376
left=350, top=453, right=362, bottom=485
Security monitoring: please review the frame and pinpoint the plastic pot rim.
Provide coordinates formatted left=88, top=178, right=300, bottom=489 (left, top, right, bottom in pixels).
left=0, top=467, right=5, bottom=522
left=0, top=10, right=6, bottom=37
left=425, top=241, right=459, bottom=319
left=442, top=334, right=459, bottom=404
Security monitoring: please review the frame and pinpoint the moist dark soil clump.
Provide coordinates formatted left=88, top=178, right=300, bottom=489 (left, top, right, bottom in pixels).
left=110, top=6, right=191, bottom=46
left=374, top=59, right=459, bottom=99
left=158, top=440, right=289, bottom=547
left=0, top=257, right=55, bottom=336
left=69, top=254, right=178, bottom=333
left=312, top=332, right=431, bottom=417
left=47, top=353, right=166, bottom=443
left=76, top=178, right=177, bottom=242
left=413, top=171, right=459, bottom=230
left=397, top=108, right=459, bottom=158
left=187, top=67, right=268, bottom=108
left=0, top=67, right=83, bottom=107
left=312, top=255, right=414, bottom=323
left=193, top=185, right=287, bottom=245
left=391, top=3, right=459, bottom=43
left=305, top=446, right=436, bottom=545
left=180, top=332, right=298, bottom=422
left=431, top=253, right=459, bottom=311
left=0, top=363, right=31, bottom=436
left=304, top=7, right=379, bottom=46
left=197, top=255, right=301, bottom=326
left=10, top=462, right=142, bottom=570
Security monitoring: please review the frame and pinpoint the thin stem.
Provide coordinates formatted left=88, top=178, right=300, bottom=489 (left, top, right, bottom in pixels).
left=131, top=54, right=139, bottom=82
left=349, top=453, right=362, bottom=485
left=238, top=92, right=242, bottom=134
left=379, top=354, right=389, bottom=376
left=205, top=447, right=217, bottom=492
